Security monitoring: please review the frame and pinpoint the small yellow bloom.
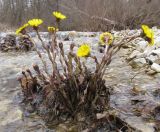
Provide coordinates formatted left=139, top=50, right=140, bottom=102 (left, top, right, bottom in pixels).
left=53, top=11, right=66, bottom=20
left=28, top=19, right=43, bottom=27
left=100, top=32, right=113, bottom=45
left=48, top=26, right=58, bottom=32
left=141, top=25, right=154, bottom=46
left=16, top=23, right=29, bottom=35
left=77, top=44, right=91, bottom=57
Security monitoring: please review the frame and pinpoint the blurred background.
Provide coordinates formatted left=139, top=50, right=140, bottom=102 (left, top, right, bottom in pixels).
left=0, top=0, right=160, bottom=31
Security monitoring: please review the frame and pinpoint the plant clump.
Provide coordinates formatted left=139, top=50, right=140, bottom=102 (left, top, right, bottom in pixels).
left=0, top=34, right=17, bottom=52
left=0, top=33, right=34, bottom=52
left=0, top=22, right=34, bottom=52
left=17, top=11, right=153, bottom=131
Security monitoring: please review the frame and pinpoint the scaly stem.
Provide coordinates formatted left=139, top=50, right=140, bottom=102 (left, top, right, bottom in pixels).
left=36, top=30, right=61, bottom=82
left=28, top=36, right=49, bottom=77
left=99, top=35, right=140, bottom=78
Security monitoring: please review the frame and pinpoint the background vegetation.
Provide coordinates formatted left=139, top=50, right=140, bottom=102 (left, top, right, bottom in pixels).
left=0, top=0, right=160, bottom=31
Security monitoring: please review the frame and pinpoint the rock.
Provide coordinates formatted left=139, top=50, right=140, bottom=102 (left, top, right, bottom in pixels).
left=137, top=41, right=148, bottom=51
left=143, top=46, right=155, bottom=57
left=40, top=32, right=49, bottom=38
left=154, top=37, right=160, bottom=47
left=96, top=112, right=108, bottom=119
left=28, top=32, right=36, bottom=38
left=129, top=58, right=146, bottom=68
left=151, top=63, right=160, bottom=73
left=64, top=36, right=70, bottom=41
left=57, top=32, right=69, bottom=40
left=131, top=85, right=146, bottom=95
left=146, top=55, right=158, bottom=64
left=0, top=108, right=23, bottom=126
left=129, top=47, right=153, bottom=59
left=128, top=50, right=141, bottom=60
left=154, top=59, right=160, bottom=64
left=125, top=116, right=155, bottom=132
left=146, top=69, right=157, bottom=76
left=151, top=49, right=160, bottom=57
left=68, top=31, right=77, bottom=38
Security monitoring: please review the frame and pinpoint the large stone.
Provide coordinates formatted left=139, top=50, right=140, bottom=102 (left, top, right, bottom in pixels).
left=146, top=55, right=159, bottom=65
left=131, top=47, right=154, bottom=59
left=137, top=40, right=148, bottom=51
left=129, top=58, right=146, bottom=68
left=143, top=46, right=155, bottom=57
left=154, top=34, right=160, bottom=47
left=151, top=49, right=160, bottom=57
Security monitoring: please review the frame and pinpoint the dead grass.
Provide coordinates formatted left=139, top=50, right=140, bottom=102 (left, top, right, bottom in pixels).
left=0, top=23, right=16, bottom=32
left=61, top=0, right=160, bottom=31
left=0, top=0, right=160, bottom=31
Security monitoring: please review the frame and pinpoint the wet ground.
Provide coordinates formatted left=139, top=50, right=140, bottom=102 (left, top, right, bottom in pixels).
left=0, top=32, right=159, bottom=132
left=105, top=49, right=160, bottom=132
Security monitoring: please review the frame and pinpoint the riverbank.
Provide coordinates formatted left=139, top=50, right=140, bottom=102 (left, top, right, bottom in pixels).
left=0, top=29, right=160, bottom=131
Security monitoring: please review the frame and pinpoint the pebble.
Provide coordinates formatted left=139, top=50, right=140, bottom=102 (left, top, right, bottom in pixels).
left=151, top=63, right=160, bottom=73
left=128, top=50, right=141, bottom=60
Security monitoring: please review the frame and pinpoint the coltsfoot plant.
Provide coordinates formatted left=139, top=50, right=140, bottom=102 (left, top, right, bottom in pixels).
left=17, top=11, right=153, bottom=129
left=0, top=24, right=34, bottom=52
left=0, top=34, right=17, bottom=52
left=0, top=33, right=33, bottom=52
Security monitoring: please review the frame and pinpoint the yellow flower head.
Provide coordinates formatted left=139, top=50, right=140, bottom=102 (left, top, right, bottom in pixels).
left=141, top=25, right=154, bottom=46
left=53, top=11, right=67, bottom=20
left=77, top=44, right=91, bottom=57
left=48, top=26, right=58, bottom=32
left=16, top=23, right=29, bottom=35
left=100, top=32, right=113, bottom=45
left=28, top=19, right=43, bottom=27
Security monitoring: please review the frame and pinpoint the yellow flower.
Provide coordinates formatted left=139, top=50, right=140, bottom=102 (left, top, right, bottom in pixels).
left=141, top=25, right=154, bottom=46
left=16, top=23, right=29, bottom=35
left=48, top=26, right=58, bottom=32
left=77, top=44, right=91, bottom=57
left=53, top=11, right=66, bottom=20
left=28, top=19, right=43, bottom=27
left=99, top=32, right=113, bottom=45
